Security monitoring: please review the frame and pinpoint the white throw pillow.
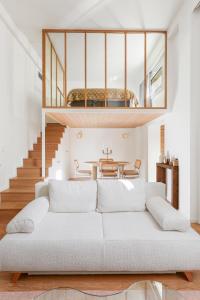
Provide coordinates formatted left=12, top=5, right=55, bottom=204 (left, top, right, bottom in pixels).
left=146, top=196, right=190, bottom=232
left=48, top=179, right=97, bottom=212
left=97, top=179, right=146, bottom=212
left=6, top=197, right=49, bottom=233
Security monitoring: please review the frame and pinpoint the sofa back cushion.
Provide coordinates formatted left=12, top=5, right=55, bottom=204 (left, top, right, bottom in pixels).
left=48, top=180, right=97, bottom=212
left=97, top=179, right=146, bottom=212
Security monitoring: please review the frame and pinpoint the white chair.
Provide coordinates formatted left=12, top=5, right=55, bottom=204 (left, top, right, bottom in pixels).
left=74, top=160, right=91, bottom=177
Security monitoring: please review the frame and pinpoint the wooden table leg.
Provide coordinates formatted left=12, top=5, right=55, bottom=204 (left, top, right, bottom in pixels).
left=92, top=165, right=97, bottom=180
left=184, top=272, right=193, bottom=282
left=12, top=272, right=22, bottom=283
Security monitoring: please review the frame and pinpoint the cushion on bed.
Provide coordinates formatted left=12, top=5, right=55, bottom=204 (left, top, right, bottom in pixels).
left=48, top=179, right=97, bottom=212
left=146, top=196, right=190, bottom=232
left=97, top=179, right=146, bottom=212
left=6, top=197, right=49, bottom=233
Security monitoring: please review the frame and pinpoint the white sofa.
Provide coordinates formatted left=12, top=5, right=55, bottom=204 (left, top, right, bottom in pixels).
left=0, top=179, right=200, bottom=281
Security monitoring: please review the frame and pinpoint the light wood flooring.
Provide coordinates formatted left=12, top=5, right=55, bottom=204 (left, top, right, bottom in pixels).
left=0, top=212, right=200, bottom=292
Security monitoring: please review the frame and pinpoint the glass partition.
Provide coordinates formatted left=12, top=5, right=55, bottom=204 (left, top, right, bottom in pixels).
left=67, top=33, right=85, bottom=107
left=107, top=34, right=125, bottom=107
left=127, top=34, right=144, bottom=108
left=146, top=33, right=166, bottom=108
left=45, top=33, right=65, bottom=107
left=43, top=30, right=167, bottom=109
left=45, top=35, right=51, bottom=107
left=87, top=33, right=105, bottom=107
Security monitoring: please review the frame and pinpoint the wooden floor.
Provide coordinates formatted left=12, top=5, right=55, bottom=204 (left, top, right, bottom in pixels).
left=0, top=212, right=200, bottom=292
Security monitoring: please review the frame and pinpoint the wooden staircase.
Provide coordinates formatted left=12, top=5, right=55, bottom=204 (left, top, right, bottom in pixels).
left=0, top=123, right=65, bottom=212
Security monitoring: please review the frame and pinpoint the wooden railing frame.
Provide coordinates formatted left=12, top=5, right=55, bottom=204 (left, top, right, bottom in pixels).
left=42, top=29, right=167, bottom=109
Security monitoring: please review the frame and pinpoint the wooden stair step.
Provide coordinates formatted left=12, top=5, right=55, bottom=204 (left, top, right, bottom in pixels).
left=28, top=150, right=55, bottom=159
left=37, top=136, right=62, bottom=143
left=46, top=123, right=65, bottom=128
left=17, top=167, right=42, bottom=177
left=0, top=201, right=30, bottom=210
left=45, top=131, right=64, bottom=137
left=1, top=188, right=35, bottom=202
left=23, top=158, right=51, bottom=168
left=45, top=128, right=65, bottom=134
left=33, top=143, right=58, bottom=151
left=10, top=177, right=43, bottom=188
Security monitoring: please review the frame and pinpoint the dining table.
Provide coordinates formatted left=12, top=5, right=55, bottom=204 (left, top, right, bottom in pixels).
left=85, top=160, right=129, bottom=179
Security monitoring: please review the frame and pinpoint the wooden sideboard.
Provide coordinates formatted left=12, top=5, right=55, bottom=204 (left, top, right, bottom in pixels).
left=156, top=163, right=179, bottom=209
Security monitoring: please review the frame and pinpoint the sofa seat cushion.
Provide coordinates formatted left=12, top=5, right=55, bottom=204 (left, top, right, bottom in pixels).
left=102, top=212, right=200, bottom=271
left=0, top=212, right=104, bottom=272
left=1, top=211, right=200, bottom=273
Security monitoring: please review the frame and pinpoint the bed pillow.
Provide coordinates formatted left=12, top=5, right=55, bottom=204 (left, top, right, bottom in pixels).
left=48, top=179, right=97, bottom=212
left=6, top=197, right=49, bottom=233
left=97, top=179, right=146, bottom=212
left=146, top=196, right=190, bottom=232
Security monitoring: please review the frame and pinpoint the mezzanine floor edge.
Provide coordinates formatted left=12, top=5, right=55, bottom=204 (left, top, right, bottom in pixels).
left=44, top=108, right=167, bottom=128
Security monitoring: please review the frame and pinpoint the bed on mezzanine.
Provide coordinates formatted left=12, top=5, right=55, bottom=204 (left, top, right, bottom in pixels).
left=66, top=88, right=139, bottom=108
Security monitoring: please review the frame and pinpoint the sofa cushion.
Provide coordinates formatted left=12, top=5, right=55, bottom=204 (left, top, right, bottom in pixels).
left=48, top=179, right=97, bottom=212
left=97, top=179, right=146, bottom=212
left=146, top=196, right=190, bottom=232
left=101, top=211, right=200, bottom=272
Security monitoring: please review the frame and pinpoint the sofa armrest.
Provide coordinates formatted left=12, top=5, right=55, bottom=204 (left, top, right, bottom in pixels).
left=6, top=197, right=49, bottom=234
left=146, top=196, right=190, bottom=232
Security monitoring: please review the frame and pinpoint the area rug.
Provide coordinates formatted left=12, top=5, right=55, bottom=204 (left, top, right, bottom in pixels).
left=0, top=290, right=200, bottom=299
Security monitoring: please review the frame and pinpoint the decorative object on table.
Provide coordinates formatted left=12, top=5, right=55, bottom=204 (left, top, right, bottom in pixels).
left=34, top=281, right=185, bottom=300
left=163, top=156, right=167, bottom=164
left=158, top=153, right=164, bottom=163
left=166, top=150, right=170, bottom=164
left=121, top=159, right=141, bottom=178
left=173, top=158, right=179, bottom=166
left=74, top=160, right=91, bottom=177
left=102, top=147, right=112, bottom=160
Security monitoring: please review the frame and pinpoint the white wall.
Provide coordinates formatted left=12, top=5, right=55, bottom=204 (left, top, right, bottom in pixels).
left=0, top=4, right=42, bottom=191
left=68, top=128, right=145, bottom=178
left=190, top=5, right=200, bottom=222
left=48, top=128, right=70, bottom=180
left=147, top=1, right=191, bottom=218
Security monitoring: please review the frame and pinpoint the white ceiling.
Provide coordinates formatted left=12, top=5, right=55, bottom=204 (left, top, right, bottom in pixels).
left=1, top=0, right=184, bottom=58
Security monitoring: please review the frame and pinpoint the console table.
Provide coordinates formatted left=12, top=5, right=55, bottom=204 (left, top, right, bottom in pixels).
left=156, top=163, right=179, bottom=209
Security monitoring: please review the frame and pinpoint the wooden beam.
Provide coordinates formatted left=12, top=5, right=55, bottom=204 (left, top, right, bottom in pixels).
left=144, top=32, right=147, bottom=108
left=64, top=32, right=67, bottom=105
left=11, top=273, right=22, bottom=283
left=42, top=30, right=46, bottom=108
left=124, top=33, right=127, bottom=107
left=50, top=44, right=53, bottom=107
left=43, top=29, right=167, bottom=34
left=84, top=32, right=87, bottom=107
left=105, top=33, right=107, bottom=107
left=164, top=32, right=168, bottom=109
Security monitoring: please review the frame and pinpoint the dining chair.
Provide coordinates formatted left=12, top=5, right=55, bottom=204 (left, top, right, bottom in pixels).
left=121, top=159, right=141, bottom=178
left=74, top=160, right=91, bottom=177
left=99, top=161, right=118, bottom=178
